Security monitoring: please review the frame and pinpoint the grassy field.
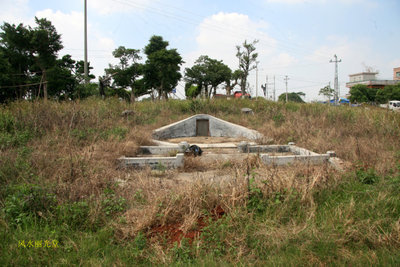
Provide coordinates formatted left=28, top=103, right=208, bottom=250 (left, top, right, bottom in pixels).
left=1, top=98, right=399, bottom=266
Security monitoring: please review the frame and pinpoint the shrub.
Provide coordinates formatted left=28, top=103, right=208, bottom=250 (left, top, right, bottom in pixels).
left=3, top=184, right=57, bottom=226
left=356, top=167, right=379, bottom=185
left=102, top=188, right=127, bottom=217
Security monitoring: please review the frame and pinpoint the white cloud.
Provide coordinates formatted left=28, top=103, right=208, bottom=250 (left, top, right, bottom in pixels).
left=88, top=0, right=151, bottom=15
left=0, top=0, right=30, bottom=24
left=187, top=12, right=276, bottom=70
left=35, top=9, right=116, bottom=78
left=269, top=53, right=298, bottom=68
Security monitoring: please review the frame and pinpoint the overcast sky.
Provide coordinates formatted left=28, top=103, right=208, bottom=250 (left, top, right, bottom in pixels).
left=1, top=0, right=399, bottom=101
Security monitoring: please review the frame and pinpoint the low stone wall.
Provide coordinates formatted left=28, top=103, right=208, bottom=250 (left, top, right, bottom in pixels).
left=119, top=142, right=338, bottom=170
left=119, top=153, right=184, bottom=169
left=260, top=153, right=330, bottom=165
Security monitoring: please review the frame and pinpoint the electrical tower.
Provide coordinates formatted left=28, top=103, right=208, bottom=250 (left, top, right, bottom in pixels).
left=265, top=75, right=275, bottom=100
left=330, top=54, right=342, bottom=105
left=284, top=75, right=289, bottom=102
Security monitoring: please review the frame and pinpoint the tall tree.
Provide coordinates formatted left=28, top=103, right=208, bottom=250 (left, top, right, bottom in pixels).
left=225, top=69, right=243, bottom=96
left=0, top=50, right=13, bottom=103
left=375, top=84, right=400, bottom=104
left=46, top=55, right=95, bottom=100
left=236, top=40, right=258, bottom=94
left=46, top=55, right=76, bottom=100
left=319, top=84, right=334, bottom=102
left=349, top=84, right=377, bottom=103
left=106, top=46, right=144, bottom=102
left=0, top=22, right=33, bottom=101
left=0, top=18, right=96, bottom=102
left=184, top=55, right=231, bottom=98
left=144, top=35, right=183, bottom=100
left=30, top=17, right=63, bottom=100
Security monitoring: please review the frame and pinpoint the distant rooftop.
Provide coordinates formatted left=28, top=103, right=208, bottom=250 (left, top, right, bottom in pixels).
left=349, top=72, right=379, bottom=77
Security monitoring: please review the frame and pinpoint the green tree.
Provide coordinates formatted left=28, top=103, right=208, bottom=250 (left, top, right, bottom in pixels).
left=236, top=40, right=258, bottom=94
left=0, top=22, right=33, bottom=101
left=226, top=69, right=243, bottom=96
left=184, top=55, right=231, bottom=98
left=144, top=35, right=183, bottom=100
left=375, top=84, right=400, bottom=104
left=46, top=55, right=76, bottom=100
left=349, top=84, right=377, bottom=103
left=0, top=49, right=13, bottom=102
left=106, top=46, right=144, bottom=102
left=185, top=84, right=199, bottom=99
left=30, top=17, right=63, bottom=100
left=46, top=55, right=95, bottom=100
left=278, top=92, right=305, bottom=103
left=319, top=84, right=334, bottom=102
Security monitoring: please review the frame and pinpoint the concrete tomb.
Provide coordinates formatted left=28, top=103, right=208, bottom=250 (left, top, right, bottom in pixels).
left=118, top=114, right=342, bottom=170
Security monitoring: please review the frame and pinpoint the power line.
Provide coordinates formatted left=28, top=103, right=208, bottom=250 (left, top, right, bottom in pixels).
left=0, top=81, right=47, bottom=89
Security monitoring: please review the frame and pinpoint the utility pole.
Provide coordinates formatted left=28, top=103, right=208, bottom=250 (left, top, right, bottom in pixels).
left=284, top=75, right=289, bottom=102
left=330, top=54, right=341, bottom=105
left=255, top=63, right=258, bottom=99
left=273, top=75, right=276, bottom=101
left=84, top=0, right=88, bottom=85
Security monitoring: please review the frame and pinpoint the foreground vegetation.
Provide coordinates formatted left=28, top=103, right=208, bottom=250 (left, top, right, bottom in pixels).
left=1, top=98, right=399, bottom=265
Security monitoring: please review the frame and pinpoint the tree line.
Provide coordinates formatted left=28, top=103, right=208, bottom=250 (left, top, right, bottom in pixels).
left=318, top=83, right=400, bottom=104
left=348, top=84, right=400, bottom=104
left=0, top=17, right=261, bottom=103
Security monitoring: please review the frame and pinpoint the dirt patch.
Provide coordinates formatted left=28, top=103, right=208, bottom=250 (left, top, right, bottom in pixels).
left=148, top=206, right=225, bottom=246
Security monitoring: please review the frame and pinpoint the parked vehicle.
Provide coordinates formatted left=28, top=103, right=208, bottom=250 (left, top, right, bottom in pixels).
left=389, top=100, right=400, bottom=110
left=380, top=100, right=400, bottom=110
left=233, top=91, right=251, bottom=99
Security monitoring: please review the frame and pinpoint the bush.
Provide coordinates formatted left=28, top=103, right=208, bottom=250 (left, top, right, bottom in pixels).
left=102, top=188, right=127, bottom=217
left=3, top=184, right=57, bottom=226
left=356, top=167, right=379, bottom=185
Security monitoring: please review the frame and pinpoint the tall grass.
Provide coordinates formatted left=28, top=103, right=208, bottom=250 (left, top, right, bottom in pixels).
left=1, top=98, right=399, bottom=265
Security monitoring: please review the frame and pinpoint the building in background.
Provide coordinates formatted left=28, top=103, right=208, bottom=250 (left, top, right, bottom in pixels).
left=394, top=67, right=400, bottom=81
left=346, top=69, right=400, bottom=89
